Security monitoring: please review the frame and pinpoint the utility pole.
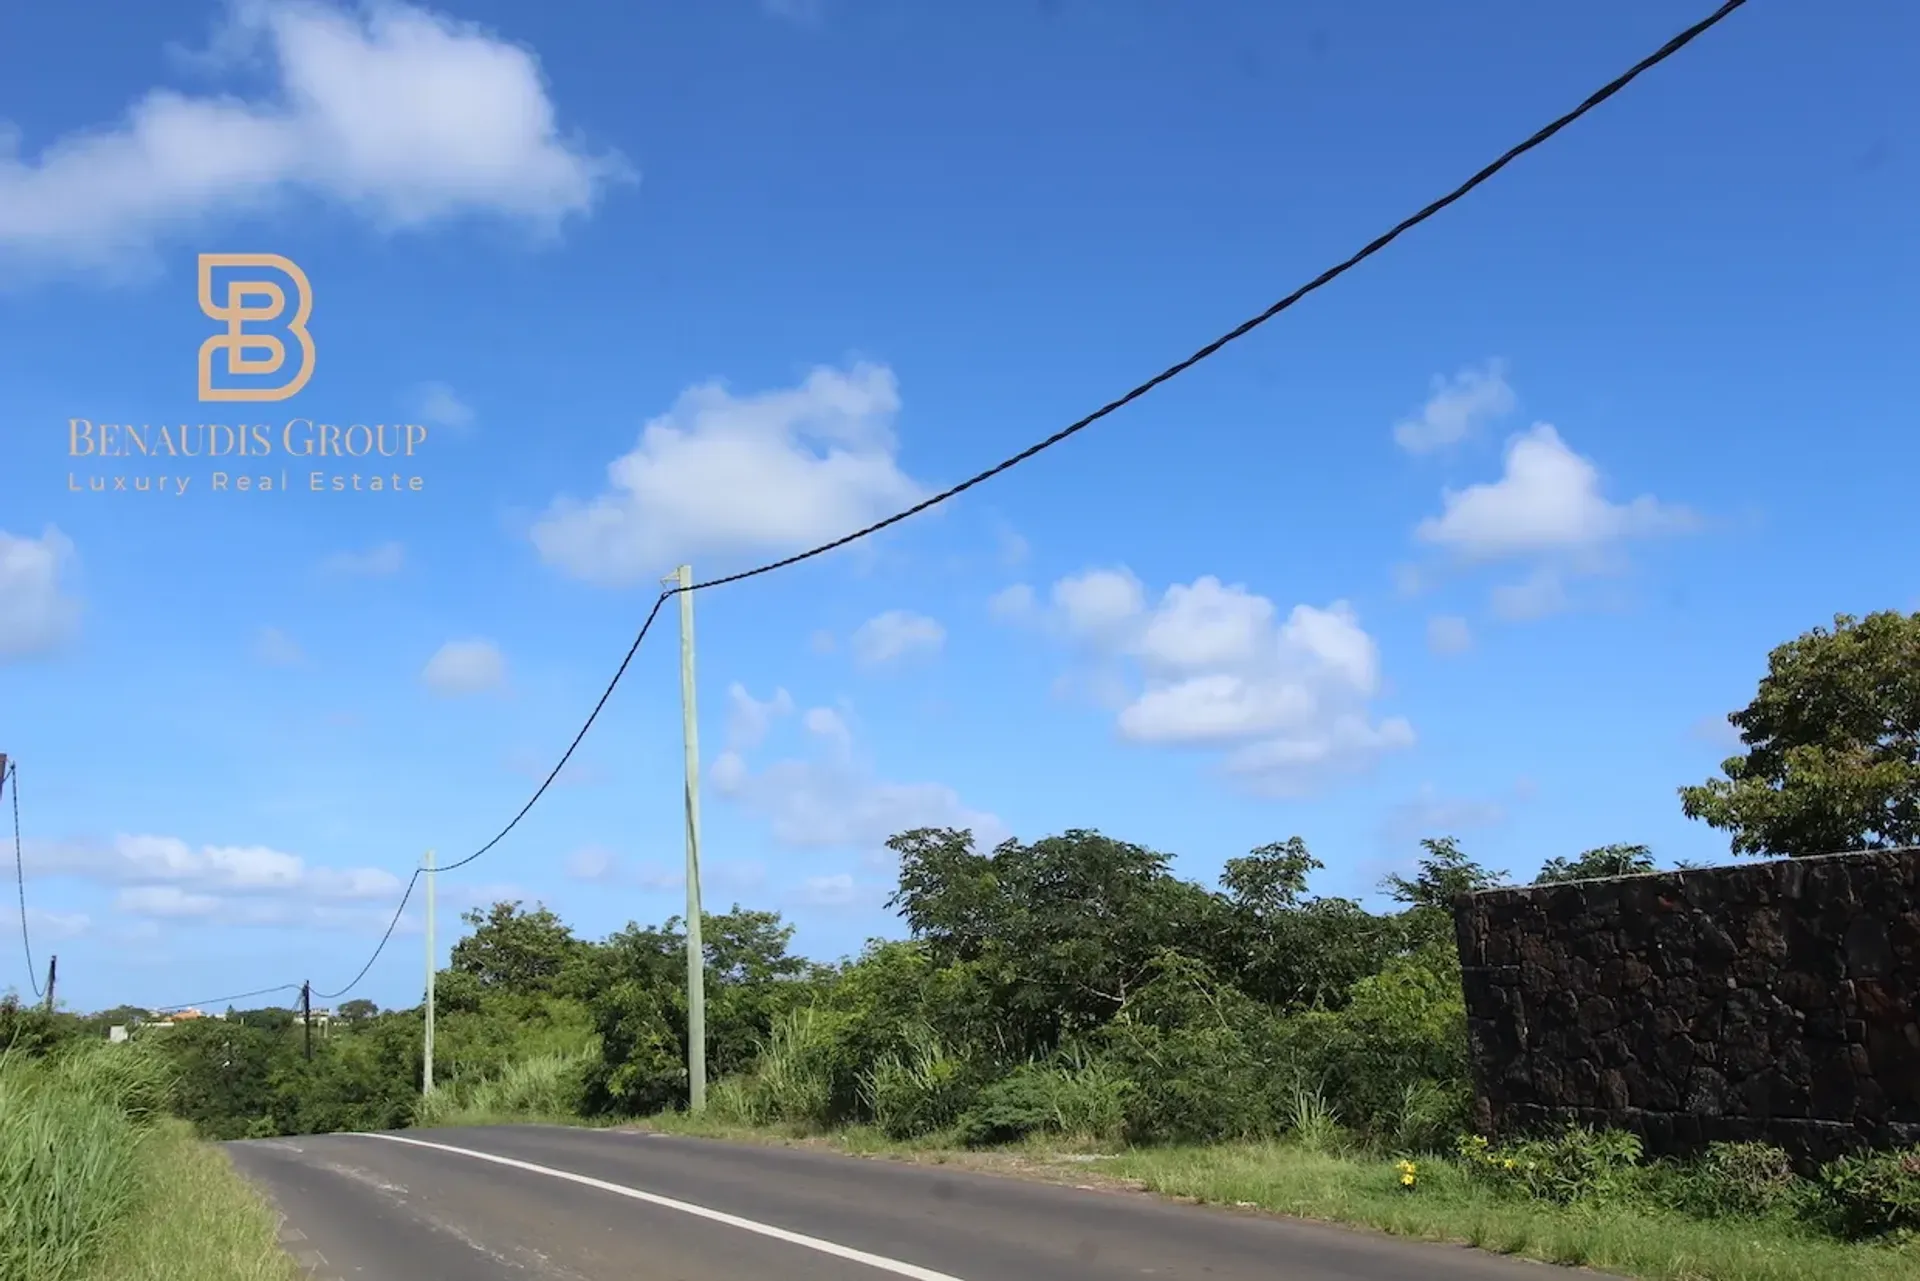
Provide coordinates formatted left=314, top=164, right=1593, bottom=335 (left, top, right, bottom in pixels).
left=422, top=848, right=436, bottom=1095
left=668, top=564, right=707, bottom=1112
left=301, top=981, right=312, bottom=1061
left=43, top=955, right=55, bottom=1014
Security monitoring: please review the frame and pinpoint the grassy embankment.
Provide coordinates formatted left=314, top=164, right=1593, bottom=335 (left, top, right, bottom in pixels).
left=0, top=1042, right=297, bottom=1281
left=407, top=1049, right=1915, bottom=1281
left=633, top=1111, right=1920, bottom=1281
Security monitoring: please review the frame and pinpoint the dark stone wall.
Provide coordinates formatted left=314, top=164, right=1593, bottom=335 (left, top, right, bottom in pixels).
left=1452, top=848, right=1920, bottom=1168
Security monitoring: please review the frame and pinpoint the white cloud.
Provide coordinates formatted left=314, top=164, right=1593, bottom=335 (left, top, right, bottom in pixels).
left=988, top=583, right=1036, bottom=622
left=530, top=363, right=927, bottom=587
left=563, top=844, right=619, bottom=882
left=1393, top=360, right=1515, bottom=453
left=712, top=686, right=1006, bottom=853
left=0, top=526, right=81, bottom=658
left=809, top=629, right=837, bottom=654
left=1052, top=568, right=1146, bottom=640
left=0, top=0, right=629, bottom=273
left=724, top=682, right=794, bottom=751
left=1426, top=614, right=1472, bottom=656
left=1028, top=570, right=1414, bottom=796
left=1412, top=423, right=1695, bottom=622
left=1489, top=567, right=1568, bottom=621
left=802, top=705, right=852, bottom=752
left=996, top=526, right=1030, bottom=568
left=851, top=610, right=945, bottom=668
left=415, top=381, right=474, bottom=429
left=422, top=637, right=506, bottom=695
left=1416, top=424, right=1693, bottom=561
left=1379, top=783, right=1516, bottom=845
left=793, top=872, right=874, bottom=911
left=254, top=625, right=304, bottom=666
left=1689, top=713, right=1744, bottom=750
left=19, top=906, right=91, bottom=941
left=320, top=541, right=404, bottom=575
left=30, top=831, right=407, bottom=931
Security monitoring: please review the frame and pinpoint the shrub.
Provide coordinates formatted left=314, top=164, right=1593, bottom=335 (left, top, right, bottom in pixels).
left=1813, top=1144, right=1920, bottom=1239
left=857, top=1023, right=977, bottom=1140
left=1652, top=1141, right=1802, bottom=1220
left=1457, top=1126, right=1644, bottom=1205
left=1282, top=1084, right=1348, bottom=1155
left=955, top=1068, right=1057, bottom=1147
left=414, top=1048, right=592, bottom=1126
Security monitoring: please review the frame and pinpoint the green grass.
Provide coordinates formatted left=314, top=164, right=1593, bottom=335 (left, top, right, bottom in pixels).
left=622, top=1113, right=1920, bottom=1281
left=89, top=1119, right=301, bottom=1281
left=411, top=1047, right=606, bottom=1131
left=1, top=1044, right=298, bottom=1281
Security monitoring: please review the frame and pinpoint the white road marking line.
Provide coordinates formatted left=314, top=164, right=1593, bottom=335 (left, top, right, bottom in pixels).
left=351, top=1131, right=971, bottom=1281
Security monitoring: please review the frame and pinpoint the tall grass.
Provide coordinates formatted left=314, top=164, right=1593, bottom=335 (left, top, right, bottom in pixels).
left=0, top=1039, right=216, bottom=1281
left=413, top=1047, right=594, bottom=1127
left=0, top=1059, right=143, bottom=1281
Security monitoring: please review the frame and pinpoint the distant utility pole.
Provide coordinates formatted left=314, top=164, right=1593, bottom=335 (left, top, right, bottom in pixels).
left=422, top=848, right=437, bottom=1096
left=43, top=955, right=56, bottom=1014
left=301, top=981, right=312, bottom=1062
left=666, top=564, right=707, bottom=1112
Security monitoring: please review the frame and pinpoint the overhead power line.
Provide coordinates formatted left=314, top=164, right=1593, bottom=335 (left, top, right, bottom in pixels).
left=6, top=761, right=41, bottom=1000
left=154, top=0, right=1751, bottom=1009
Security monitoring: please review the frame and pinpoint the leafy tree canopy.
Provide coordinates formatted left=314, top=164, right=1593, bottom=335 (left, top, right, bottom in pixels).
left=1535, top=843, right=1656, bottom=884
left=1680, top=610, right=1920, bottom=857
left=451, top=900, right=591, bottom=995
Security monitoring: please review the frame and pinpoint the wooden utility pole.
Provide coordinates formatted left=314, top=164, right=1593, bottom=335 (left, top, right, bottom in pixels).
left=301, top=981, right=313, bottom=1061
left=43, top=955, right=55, bottom=1013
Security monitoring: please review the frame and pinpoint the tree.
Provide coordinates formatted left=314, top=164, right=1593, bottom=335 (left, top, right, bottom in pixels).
left=1381, top=837, right=1507, bottom=950
left=1220, top=838, right=1399, bottom=1012
left=1381, top=836, right=1507, bottom=909
left=337, top=998, right=379, bottom=1024
left=887, top=826, right=1230, bottom=1056
left=1679, top=611, right=1920, bottom=857
left=451, top=901, right=591, bottom=995
left=1534, top=843, right=1656, bottom=884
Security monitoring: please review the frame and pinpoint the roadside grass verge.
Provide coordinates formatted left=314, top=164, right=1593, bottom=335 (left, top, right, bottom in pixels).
left=1, top=1043, right=296, bottom=1281
left=620, top=1113, right=1919, bottom=1281
left=89, top=1119, right=301, bottom=1281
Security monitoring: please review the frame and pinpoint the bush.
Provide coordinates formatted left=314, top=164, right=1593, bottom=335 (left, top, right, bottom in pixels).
left=1813, top=1144, right=1920, bottom=1239
left=953, top=1052, right=1128, bottom=1147
left=1650, top=1141, right=1802, bottom=1220
left=857, top=1024, right=977, bottom=1140
left=1457, top=1126, right=1644, bottom=1206
left=414, top=1048, right=593, bottom=1126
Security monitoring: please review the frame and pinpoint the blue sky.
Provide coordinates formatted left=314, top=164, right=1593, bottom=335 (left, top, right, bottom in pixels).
left=1, top=0, right=1913, bottom=1014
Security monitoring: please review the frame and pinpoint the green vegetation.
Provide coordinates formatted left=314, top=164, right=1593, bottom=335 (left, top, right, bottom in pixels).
left=9, top=610, right=1920, bottom=1280
left=1680, top=609, right=1920, bottom=857
left=0, top=1028, right=296, bottom=1281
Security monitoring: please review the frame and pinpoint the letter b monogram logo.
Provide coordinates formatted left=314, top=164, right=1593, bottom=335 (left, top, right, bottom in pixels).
left=197, top=253, right=315, bottom=402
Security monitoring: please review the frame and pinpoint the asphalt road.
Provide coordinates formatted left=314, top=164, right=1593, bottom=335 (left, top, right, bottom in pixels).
left=226, top=1125, right=1564, bottom=1281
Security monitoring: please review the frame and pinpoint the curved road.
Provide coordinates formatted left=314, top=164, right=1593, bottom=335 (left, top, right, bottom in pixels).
left=227, top=1125, right=1561, bottom=1281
